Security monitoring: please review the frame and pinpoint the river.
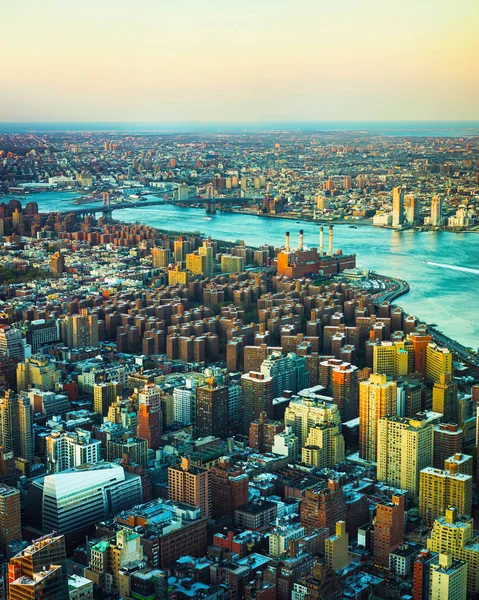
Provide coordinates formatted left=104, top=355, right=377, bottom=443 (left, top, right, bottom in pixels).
left=4, top=191, right=479, bottom=350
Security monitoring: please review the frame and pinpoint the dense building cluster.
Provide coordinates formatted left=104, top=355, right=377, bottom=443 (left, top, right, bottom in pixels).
left=0, top=132, right=478, bottom=599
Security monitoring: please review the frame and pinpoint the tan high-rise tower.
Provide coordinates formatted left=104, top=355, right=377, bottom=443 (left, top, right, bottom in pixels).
left=359, top=374, right=396, bottom=461
left=168, top=457, right=211, bottom=518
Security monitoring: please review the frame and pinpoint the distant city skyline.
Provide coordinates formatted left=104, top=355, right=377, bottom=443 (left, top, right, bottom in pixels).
left=2, top=0, right=478, bottom=122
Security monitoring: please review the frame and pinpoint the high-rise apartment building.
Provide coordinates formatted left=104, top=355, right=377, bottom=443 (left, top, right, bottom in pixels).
left=300, top=479, right=347, bottom=535
left=195, top=378, right=228, bottom=438
left=429, top=554, right=467, bottom=600
left=168, top=457, right=211, bottom=518
left=137, top=383, right=162, bottom=450
left=433, top=423, right=463, bottom=469
left=151, top=247, right=171, bottom=268
left=59, top=313, right=98, bottom=349
left=93, top=381, right=117, bottom=417
left=432, top=373, right=458, bottom=422
left=260, top=352, right=309, bottom=398
left=284, top=395, right=342, bottom=450
left=377, top=413, right=435, bottom=500
left=301, top=421, right=345, bottom=468
left=0, top=325, right=26, bottom=361
left=46, top=429, right=101, bottom=473
left=241, top=371, right=273, bottom=434
left=173, top=380, right=196, bottom=425
left=410, top=332, right=433, bottom=376
left=51, top=251, right=65, bottom=275
left=419, top=467, right=472, bottom=525
left=427, top=507, right=479, bottom=594
left=373, top=494, right=405, bottom=568
left=425, top=343, right=452, bottom=383
left=359, top=374, right=397, bottom=461
left=0, top=483, right=21, bottom=555
left=331, top=362, right=358, bottom=421
left=0, top=390, right=34, bottom=461
left=210, top=457, right=248, bottom=519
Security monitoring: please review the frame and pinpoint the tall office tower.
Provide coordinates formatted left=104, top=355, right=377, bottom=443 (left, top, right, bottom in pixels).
left=260, top=352, right=309, bottom=398
left=198, top=240, right=215, bottom=276
left=173, top=236, right=189, bottom=263
left=50, top=251, right=65, bottom=275
left=324, top=521, right=349, bottom=571
left=409, top=332, right=433, bottom=376
left=0, top=326, right=25, bottom=361
left=249, top=413, right=284, bottom=452
left=432, top=374, right=458, bottom=422
left=8, top=534, right=69, bottom=600
left=284, top=395, right=342, bottom=450
left=431, top=196, right=443, bottom=227
left=300, top=479, right=347, bottom=535
left=359, top=374, right=397, bottom=461
left=433, top=423, right=463, bottom=469
left=241, top=371, right=273, bottom=434
left=173, top=380, right=196, bottom=425
left=373, top=494, right=405, bottom=568
left=137, top=383, right=162, bottom=450
left=195, top=377, right=228, bottom=438
left=93, top=381, right=117, bottom=417
left=45, top=430, right=101, bottom=473
left=427, top=508, right=479, bottom=595
left=0, top=391, right=34, bottom=461
left=426, top=343, right=452, bottom=383
left=301, top=421, right=345, bottom=468
left=29, top=463, right=142, bottom=535
left=0, top=484, right=21, bottom=555
left=331, top=363, right=358, bottom=421
left=430, top=554, right=467, bottom=600
left=377, top=413, right=435, bottom=500
left=392, top=185, right=405, bottom=227
left=168, top=457, right=211, bottom=518
left=404, top=194, right=420, bottom=225
left=210, top=457, right=248, bottom=519
left=17, top=356, right=60, bottom=392
left=151, top=247, right=171, bottom=268
left=419, top=467, right=472, bottom=526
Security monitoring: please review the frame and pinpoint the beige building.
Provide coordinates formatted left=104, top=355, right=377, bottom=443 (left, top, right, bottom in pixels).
left=325, top=521, right=349, bottom=571
left=168, top=457, right=211, bottom=518
left=284, top=395, right=342, bottom=450
left=301, top=422, right=345, bottom=469
left=359, top=374, right=396, bottom=461
left=419, top=467, right=473, bottom=525
left=430, top=553, right=467, bottom=600
left=427, top=507, right=479, bottom=594
left=426, top=343, right=452, bottom=383
left=377, top=413, right=435, bottom=500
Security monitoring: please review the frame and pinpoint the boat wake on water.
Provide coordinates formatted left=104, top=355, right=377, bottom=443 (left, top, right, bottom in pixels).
left=422, top=260, right=479, bottom=276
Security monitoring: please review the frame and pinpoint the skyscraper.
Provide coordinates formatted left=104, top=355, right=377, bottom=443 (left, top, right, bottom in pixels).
left=373, top=494, right=405, bottom=568
left=430, top=196, right=443, bottom=227
left=429, top=554, right=467, bottom=600
left=0, top=326, right=25, bottom=361
left=377, top=413, right=435, bottom=500
left=284, top=395, right=343, bottom=450
left=93, top=381, right=117, bottom=417
left=359, top=374, right=396, bottom=461
left=392, top=185, right=405, bottom=227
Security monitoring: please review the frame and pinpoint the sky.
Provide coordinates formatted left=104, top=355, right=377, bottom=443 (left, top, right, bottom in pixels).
left=1, top=0, right=478, bottom=122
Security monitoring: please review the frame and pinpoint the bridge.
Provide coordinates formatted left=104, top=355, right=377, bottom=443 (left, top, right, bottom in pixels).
left=60, top=196, right=254, bottom=218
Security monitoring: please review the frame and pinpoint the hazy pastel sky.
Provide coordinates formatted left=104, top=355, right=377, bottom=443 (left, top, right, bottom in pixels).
left=1, top=0, right=478, bottom=122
